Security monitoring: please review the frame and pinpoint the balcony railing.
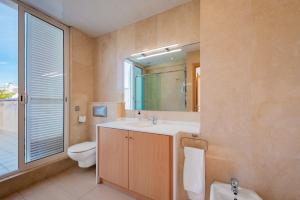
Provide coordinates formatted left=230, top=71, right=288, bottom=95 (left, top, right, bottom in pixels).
left=0, top=99, right=18, bottom=132
left=0, top=99, right=18, bottom=176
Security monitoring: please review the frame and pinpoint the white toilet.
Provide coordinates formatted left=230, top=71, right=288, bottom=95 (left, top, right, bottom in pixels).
left=67, top=141, right=96, bottom=168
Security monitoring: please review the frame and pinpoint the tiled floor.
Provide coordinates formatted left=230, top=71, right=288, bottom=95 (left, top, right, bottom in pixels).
left=0, top=129, right=18, bottom=176
left=3, top=166, right=135, bottom=200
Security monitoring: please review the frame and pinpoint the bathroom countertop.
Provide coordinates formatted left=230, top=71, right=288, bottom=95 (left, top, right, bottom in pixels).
left=96, top=118, right=200, bottom=136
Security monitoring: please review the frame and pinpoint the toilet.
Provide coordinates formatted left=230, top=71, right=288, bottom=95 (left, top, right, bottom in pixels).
left=67, top=141, right=96, bottom=168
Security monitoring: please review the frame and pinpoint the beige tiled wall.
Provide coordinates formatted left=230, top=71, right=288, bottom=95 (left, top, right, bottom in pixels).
left=200, top=0, right=300, bottom=199
left=69, top=28, right=96, bottom=145
left=94, top=0, right=200, bottom=104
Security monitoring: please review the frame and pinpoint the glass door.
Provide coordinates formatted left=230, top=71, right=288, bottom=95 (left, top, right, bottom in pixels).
left=24, top=13, right=65, bottom=163
left=0, top=0, right=18, bottom=177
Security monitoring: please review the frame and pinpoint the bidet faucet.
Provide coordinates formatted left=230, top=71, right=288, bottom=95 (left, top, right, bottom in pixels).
left=231, top=178, right=239, bottom=196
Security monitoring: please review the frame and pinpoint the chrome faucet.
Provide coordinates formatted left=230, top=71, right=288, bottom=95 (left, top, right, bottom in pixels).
left=231, top=178, right=239, bottom=196
left=149, top=116, right=158, bottom=125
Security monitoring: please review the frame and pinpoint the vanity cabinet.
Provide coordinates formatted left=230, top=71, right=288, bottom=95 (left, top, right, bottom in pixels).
left=128, top=131, right=172, bottom=200
left=99, top=128, right=129, bottom=188
left=98, top=127, right=172, bottom=200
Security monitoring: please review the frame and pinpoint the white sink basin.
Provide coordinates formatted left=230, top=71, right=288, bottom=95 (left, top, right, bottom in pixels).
left=126, top=121, right=154, bottom=128
left=210, top=182, right=262, bottom=200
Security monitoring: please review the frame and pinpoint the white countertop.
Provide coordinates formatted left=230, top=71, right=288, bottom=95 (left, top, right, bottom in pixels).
left=96, top=118, right=200, bottom=136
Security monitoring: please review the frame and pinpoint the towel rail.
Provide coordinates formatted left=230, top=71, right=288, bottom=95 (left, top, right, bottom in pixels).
left=180, top=134, right=208, bottom=151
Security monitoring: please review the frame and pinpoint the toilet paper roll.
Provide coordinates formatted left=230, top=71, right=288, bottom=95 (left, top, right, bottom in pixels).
left=78, top=115, right=86, bottom=123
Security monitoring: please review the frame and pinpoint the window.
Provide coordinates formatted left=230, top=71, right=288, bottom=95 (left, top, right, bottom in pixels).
left=123, top=60, right=144, bottom=110
left=124, top=60, right=133, bottom=110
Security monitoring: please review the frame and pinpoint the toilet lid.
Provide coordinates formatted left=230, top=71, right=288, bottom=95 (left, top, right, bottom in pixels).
left=68, top=141, right=96, bottom=153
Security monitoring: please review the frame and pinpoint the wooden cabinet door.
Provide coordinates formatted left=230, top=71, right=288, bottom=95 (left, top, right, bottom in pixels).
left=129, top=131, right=172, bottom=200
left=99, top=127, right=129, bottom=188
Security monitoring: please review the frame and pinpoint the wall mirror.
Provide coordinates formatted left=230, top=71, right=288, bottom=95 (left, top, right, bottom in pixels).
left=123, top=42, right=200, bottom=112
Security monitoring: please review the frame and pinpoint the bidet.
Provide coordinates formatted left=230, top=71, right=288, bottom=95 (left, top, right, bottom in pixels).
left=210, top=181, right=262, bottom=200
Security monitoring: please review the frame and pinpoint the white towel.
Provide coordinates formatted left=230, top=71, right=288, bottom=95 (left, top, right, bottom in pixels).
left=183, top=147, right=205, bottom=200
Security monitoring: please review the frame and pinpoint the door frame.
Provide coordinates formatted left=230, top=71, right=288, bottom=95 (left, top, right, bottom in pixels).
left=192, top=63, right=200, bottom=112
left=20, top=3, right=70, bottom=170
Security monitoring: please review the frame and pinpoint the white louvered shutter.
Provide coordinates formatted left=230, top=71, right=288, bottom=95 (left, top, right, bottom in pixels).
left=25, top=13, right=64, bottom=163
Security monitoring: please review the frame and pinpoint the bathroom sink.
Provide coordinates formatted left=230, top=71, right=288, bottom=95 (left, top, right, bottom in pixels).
left=210, top=182, right=262, bottom=200
left=126, top=121, right=154, bottom=128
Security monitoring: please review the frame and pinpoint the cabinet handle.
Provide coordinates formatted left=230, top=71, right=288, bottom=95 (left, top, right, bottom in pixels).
left=125, top=136, right=129, bottom=139
left=129, top=136, right=134, bottom=140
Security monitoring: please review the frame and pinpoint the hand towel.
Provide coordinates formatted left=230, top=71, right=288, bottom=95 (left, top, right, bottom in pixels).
left=183, top=147, right=205, bottom=200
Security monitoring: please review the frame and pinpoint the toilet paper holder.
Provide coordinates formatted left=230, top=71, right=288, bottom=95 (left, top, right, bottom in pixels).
left=180, top=136, right=208, bottom=151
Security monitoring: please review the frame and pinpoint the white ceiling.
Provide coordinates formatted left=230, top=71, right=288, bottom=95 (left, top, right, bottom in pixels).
left=21, top=0, right=191, bottom=37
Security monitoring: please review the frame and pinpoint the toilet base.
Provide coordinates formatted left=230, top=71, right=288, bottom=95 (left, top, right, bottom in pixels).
left=187, top=191, right=202, bottom=200
left=77, top=156, right=96, bottom=168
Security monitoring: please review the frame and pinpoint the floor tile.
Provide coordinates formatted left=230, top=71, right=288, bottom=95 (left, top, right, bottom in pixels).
left=2, top=192, right=24, bottom=200
left=4, top=166, right=137, bottom=200
left=19, top=178, right=74, bottom=200
left=79, top=184, right=135, bottom=200
left=49, top=167, right=97, bottom=198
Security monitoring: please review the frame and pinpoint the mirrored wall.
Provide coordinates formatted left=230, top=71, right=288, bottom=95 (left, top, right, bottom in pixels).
left=124, top=43, right=200, bottom=112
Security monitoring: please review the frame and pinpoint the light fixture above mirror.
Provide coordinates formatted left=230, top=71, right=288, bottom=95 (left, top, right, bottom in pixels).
left=131, top=44, right=179, bottom=57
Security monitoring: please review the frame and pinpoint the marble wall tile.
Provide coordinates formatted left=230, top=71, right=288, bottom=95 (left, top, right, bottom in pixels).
left=200, top=0, right=300, bottom=199
left=69, top=28, right=96, bottom=145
